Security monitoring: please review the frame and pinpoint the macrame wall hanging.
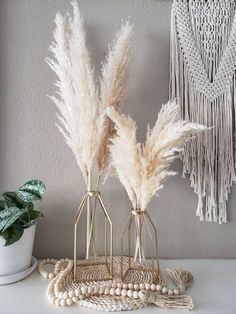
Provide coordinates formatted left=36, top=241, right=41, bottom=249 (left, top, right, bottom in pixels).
left=170, top=0, right=236, bottom=224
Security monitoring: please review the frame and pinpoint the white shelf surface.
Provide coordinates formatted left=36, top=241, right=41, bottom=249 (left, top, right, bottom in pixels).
left=0, top=259, right=235, bottom=314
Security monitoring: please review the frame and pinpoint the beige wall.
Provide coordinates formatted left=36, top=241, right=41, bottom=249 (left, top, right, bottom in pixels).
left=0, top=0, right=236, bottom=259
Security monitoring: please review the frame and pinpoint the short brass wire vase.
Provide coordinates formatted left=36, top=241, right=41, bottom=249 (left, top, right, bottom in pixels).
left=121, top=209, right=160, bottom=283
left=73, top=190, right=113, bottom=282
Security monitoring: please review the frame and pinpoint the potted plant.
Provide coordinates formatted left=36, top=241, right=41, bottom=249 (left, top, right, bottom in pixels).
left=0, top=180, right=46, bottom=277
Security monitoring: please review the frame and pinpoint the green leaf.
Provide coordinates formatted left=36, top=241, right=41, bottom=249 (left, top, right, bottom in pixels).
left=1, top=225, right=24, bottom=246
left=0, top=200, right=7, bottom=211
left=28, top=209, right=44, bottom=220
left=0, top=207, right=27, bottom=231
left=21, top=209, right=43, bottom=227
left=16, top=180, right=46, bottom=202
left=2, top=192, right=26, bottom=208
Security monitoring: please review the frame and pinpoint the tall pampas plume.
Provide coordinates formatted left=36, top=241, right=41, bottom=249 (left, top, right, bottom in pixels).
left=97, top=22, right=133, bottom=175
left=47, top=1, right=100, bottom=184
left=47, top=1, right=132, bottom=187
left=107, top=101, right=207, bottom=210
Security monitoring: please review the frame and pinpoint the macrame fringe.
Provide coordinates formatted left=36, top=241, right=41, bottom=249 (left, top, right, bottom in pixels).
left=170, top=0, right=236, bottom=223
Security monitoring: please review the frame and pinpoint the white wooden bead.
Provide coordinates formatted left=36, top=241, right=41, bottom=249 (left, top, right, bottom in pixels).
left=123, top=284, right=128, bottom=290
left=115, top=288, right=121, bottom=296
left=162, top=287, right=168, bottom=294
left=121, top=289, right=127, bottom=297
left=59, top=292, right=63, bottom=299
left=145, top=283, right=151, bottom=290
left=88, top=286, right=93, bottom=294
left=127, top=290, right=133, bottom=297
left=69, top=290, right=74, bottom=298
left=104, top=287, right=110, bottom=295
left=128, top=283, right=134, bottom=290
left=117, top=283, right=123, bottom=289
left=79, top=294, right=85, bottom=300
left=133, top=291, right=139, bottom=299
left=151, top=284, right=156, bottom=291
left=60, top=299, right=66, bottom=307
left=63, top=292, right=68, bottom=299
left=81, top=287, right=87, bottom=294
left=110, top=288, right=116, bottom=296
left=156, top=284, right=162, bottom=292
left=139, top=283, right=145, bottom=290
left=139, top=291, right=144, bottom=298
left=174, top=289, right=180, bottom=295
left=168, top=289, right=173, bottom=296
left=49, top=273, right=55, bottom=280
left=75, top=288, right=81, bottom=296
left=72, top=297, right=79, bottom=303
left=134, top=284, right=139, bottom=290
left=66, top=298, right=73, bottom=306
left=93, top=286, right=99, bottom=294
left=55, top=299, right=60, bottom=306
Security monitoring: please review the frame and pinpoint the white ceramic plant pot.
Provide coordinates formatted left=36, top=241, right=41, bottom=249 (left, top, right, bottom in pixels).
left=0, top=225, right=36, bottom=276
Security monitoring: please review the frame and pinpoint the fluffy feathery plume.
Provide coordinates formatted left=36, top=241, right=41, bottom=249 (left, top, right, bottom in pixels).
left=47, top=1, right=101, bottom=183
left=47, top=1, right=132, bottom=186
left=106, top=107, right=141, bottom=209
left=97, top=22, right=133, bottom=174
left=107, top=101, right=207, bottom=210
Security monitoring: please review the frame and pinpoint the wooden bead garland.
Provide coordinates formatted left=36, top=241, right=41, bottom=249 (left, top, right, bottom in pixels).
left=38, top=257, right=193, bottom=311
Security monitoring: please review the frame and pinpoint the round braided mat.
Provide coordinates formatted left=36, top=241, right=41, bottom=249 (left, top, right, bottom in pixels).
left=55, top=256, right=166, bottom=311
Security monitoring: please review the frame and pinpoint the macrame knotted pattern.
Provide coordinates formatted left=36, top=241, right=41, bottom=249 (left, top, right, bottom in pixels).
left=170, top=0, right=236, bottom=223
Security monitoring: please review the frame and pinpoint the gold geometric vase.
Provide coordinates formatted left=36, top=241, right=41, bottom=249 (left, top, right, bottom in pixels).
left=121, top=209, right=160, bottom=283
left=73, top=190, right=113, bottom=282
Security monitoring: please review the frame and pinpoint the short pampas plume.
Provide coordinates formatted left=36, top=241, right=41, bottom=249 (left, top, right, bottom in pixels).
left=47, top=1, right=132, bottom=186
left=97, top=22, right=133, bottom=175
left=107, top=101, right=207, bottom=210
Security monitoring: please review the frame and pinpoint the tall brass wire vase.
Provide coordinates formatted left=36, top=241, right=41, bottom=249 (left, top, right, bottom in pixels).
left=121, top=209, right=160, bottom=283
left=73, top=175, right=113, bottom=282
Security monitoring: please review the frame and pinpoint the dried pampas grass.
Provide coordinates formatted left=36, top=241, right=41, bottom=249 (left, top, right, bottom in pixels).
left=47, top=1, right=100, bottom=183
left=47, top=1, right=132, bottom=187
left=107, top=101, right=207, bottom=210
left=97, top=21, right=133, bottom=175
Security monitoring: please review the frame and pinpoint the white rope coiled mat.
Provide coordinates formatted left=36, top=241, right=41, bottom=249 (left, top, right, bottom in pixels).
left=38, top=256, right=194, bottom=311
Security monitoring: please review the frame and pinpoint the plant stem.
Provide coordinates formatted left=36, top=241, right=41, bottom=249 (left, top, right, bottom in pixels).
left=87, top=174, right=101, bottom=258
left=86, top=170, right=92, bottom=259
left=27, top=208, right=31, bottom=226
left=134, top=213, right=145, bottom=262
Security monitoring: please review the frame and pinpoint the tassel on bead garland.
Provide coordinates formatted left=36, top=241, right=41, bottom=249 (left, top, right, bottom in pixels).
left=165, top=268, right=193, bottom=293
left=139, top=291, right=194, bottom=311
